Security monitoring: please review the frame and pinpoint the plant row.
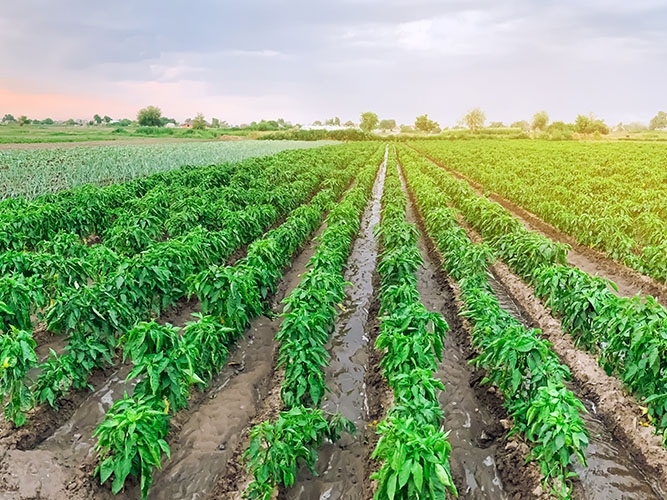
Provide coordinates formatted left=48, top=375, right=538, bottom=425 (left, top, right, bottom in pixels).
left=0, top=146, right=364, bottom=339
left=400, top=146, right=667, bottom=446
left=242, top=149, right=384, bottom=500
left=371, top=149, right=456, bottom=500
left=399, top=150, right=589, bottom=499
left=92, top=148, right=381, bottom=500
left=0, top=145, right=375, bottom=426
left=410, top=140, right=666, bottom=283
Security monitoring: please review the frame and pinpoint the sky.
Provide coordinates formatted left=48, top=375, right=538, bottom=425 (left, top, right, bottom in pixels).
left=1, top=0, right=666, bottom=126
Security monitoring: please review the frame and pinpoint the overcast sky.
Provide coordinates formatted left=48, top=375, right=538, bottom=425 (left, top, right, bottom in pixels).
left=1, top=0, right=665, bottom=125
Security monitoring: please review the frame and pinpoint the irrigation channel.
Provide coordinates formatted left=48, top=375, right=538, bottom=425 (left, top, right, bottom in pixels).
left=1, top=147, right=666, bottom=500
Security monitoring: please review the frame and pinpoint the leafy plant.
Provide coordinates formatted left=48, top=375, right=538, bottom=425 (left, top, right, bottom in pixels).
left=371, top=416, right=457, bottom=500
left=0, top=327, right=37, bottom=426
left=94, top=395, right=171, bottom=500
left=244, top=407, right=354, bottom=500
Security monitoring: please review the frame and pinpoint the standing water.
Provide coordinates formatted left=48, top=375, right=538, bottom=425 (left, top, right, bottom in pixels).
left=285, top=147, right=388, bottom=500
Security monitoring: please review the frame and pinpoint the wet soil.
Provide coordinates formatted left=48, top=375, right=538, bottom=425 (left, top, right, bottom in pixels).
left=0, top=215, right=327, bottom=500
left=397, top=165, right=547, bottom=499
left=413, top=148, right=667, bottom=306
left=490, top=259, right=667, bottom=498
left=281, top=150, right=387, bottom=500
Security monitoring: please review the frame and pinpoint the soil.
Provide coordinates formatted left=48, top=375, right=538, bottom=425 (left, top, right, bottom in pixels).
left=279, top=148, right=388, bottom=500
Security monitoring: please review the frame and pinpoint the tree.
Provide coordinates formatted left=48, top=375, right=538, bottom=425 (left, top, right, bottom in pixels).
left=510, top=120, right=530, bottom=132
left=574, top=113, right=609, bottom=135
left=17, top=115, right=29, bottom=126
left=103, top=115, right=112, bottom=124
left=489, top=121, right=505, bottom=128
left=210, top=117, right=220, bottom=128
left=159, top=117, right=177, bottom=127
left=192, top=113, right=207, bottom=130
left=649, top=111, right=667, bottom=130
left=400, top=124, right=414, bottom=133
left=2, top=114, right=16, bottom=123
left=414, top=114, right=439, bottom=134
left=463, top=108, right=485, bottom=132
left=65, top=118, right=77, bottom=126
left=531, top=111, right=549, bottom=131
left=379, top=119, right=397, bottom=132
left=137, top=105, right=163, bottom=127
left=312, top=120, right=323, bottom=126
left=343, top=120, right=355, bottom=128
left=359, top=112, right=379, bottom=133
left=42, top=118, right=54, bottom=125
left=93, top=114, right=102, bottom=125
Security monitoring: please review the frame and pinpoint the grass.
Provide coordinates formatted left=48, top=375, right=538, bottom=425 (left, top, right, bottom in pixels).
left=0, top=124, right=258, bottom=144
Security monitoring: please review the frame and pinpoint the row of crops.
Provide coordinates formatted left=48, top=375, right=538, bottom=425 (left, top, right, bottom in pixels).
left=0, top=143, right=376, bottom=426
left=410, top=140, right=667, bottom=283
left=242, top=149, right=382, bottom=499
left=398, top=148, right=589, bottom=498
left=397, top=144, right=667, bottom=446
left=1, top=139, right=666, bottom=500
left=0, top=140, right=333, bottom=200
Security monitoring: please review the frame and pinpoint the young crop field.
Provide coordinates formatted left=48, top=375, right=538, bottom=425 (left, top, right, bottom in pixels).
left=0, top=140, right=335, bottom=200
left=1, top=139, right=667, bottom=500
left=409, top=140, right=667, bottom=283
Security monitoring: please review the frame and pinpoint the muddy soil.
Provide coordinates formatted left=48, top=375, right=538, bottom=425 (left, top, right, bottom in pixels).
left=409, top=205, right=506, bottom=498
left=490, top=259, right=667, bottom=498
left=0, top=211, right=330, bottom=500
left=279, top=150, right=388, bottom=500
left=413, top=148, right=667, bottom=305
left=398, top=164, right=547, bottom=499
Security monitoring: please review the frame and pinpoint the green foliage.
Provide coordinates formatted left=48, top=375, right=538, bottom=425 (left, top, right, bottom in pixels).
left=379, top=119, right=397, bottom=131
left=0, top=328, right=37, bottom=426
left=94, top=395, right=171, bottom=500
left=409, top=139, right=665, bottom=281
left=243, top=407, right=355, bottom=500
left=649, top=110, right=667, bottom=130
left=463, top=107, right=485, bottom=131
left=399, top=145, right=589, bottom=497
left=191, top=113, right=207, bottom=130
left=136, top=105, right=163, bottom=127
left=371, top=416, right=456, bottom=500
left=574, top=114, right=609, bottom=134
left=414, top=114, right=439, bottom=134
left=360, top=111, right=379, bottom=133
left=0, top=275, right=47, bottom=333
left=370, top=149, right=456, bottom=499
left=532, top=110, right=549, bottom=131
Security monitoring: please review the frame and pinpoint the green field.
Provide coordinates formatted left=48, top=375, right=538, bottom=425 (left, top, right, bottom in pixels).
left=0, top=140, right=335, bottom=199
left=1, top=139, right=667, bottom=500
left=411, top=139, right=667, bottom=282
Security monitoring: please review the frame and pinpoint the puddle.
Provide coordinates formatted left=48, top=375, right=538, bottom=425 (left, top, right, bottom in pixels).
left=285, top=149, right=387, bottom=500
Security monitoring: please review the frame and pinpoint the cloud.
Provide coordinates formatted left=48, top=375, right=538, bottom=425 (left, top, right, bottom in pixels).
left=0, top=0, right=665, bottom=124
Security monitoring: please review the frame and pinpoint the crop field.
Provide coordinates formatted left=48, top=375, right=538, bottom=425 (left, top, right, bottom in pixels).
left=1, top=139, right=667, bottom=500
left=0, top=140, right=334, bottom=200
left=410, top=140, right=667, bottom=283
